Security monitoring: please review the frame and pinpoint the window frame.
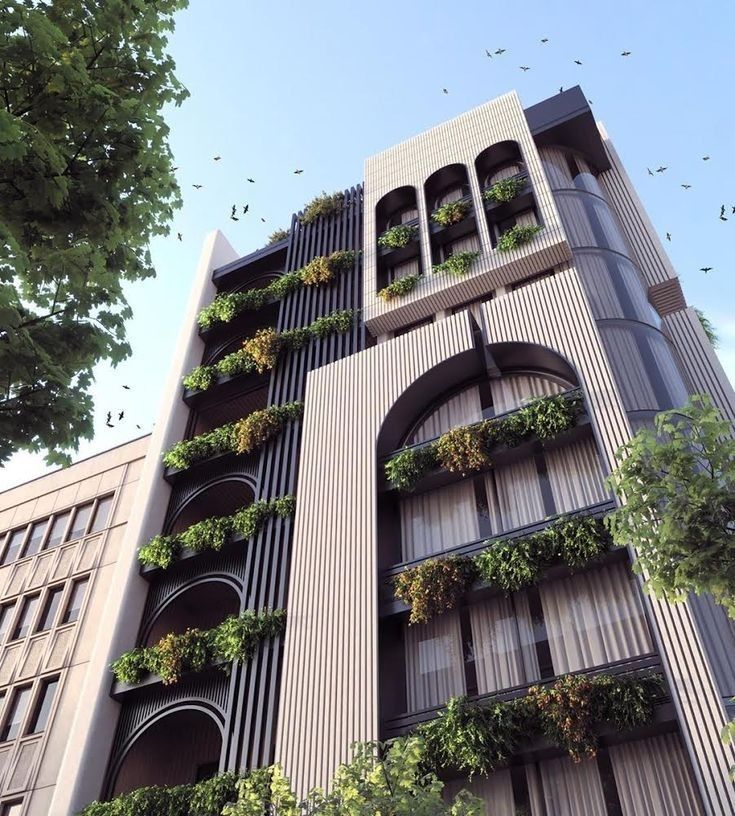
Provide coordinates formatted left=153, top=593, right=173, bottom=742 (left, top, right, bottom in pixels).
left=10, top=595, right=41, bottom=642
left=26, top=676, right=59, bottom=735
left=61, top=577, right=89, bottom=625
left=0, top=686, right=33, bottom=742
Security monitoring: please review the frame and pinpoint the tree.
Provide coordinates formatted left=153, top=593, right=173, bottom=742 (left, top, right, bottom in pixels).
left=223, top=737, right=483, bottom=816
left=607, top=395, right=735, bottom=615
left=0, top=0, right=188, bottom=465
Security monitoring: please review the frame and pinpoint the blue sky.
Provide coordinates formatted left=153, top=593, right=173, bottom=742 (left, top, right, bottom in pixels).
left=2, top=0, right=734, bottom=491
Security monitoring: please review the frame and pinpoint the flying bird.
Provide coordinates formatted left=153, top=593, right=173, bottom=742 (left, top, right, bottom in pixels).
left=574, top=59, right=583, bottom=65
left=621, top=50, right=631, bottom=56
left=485, top=49, right=493, bottom=57
left=647, top=168, right=654, bottom=176
left=247, top=178, right=255, bottom=183
left=666, top=233, right=671, bottom=241
left=656, top=166, right=667, bottom=173
left=122, top=385, right=130, bottom=390
left=702, top=156, right=710, bottom=161
left=172, top=166, right=179, bottom=172
left=559, top=86, right=564, bottom=93
left=719, top=205, right=728, bottom=221
left=294, top=169, right=304, bottom=174
left=520, top=66, right=530, bottom=71
left=261, top=217, right=266, bottom=223
left=541, top=38, right=549, bottom=43
left=442, top=88, right=449, bottom=94
left=136, top=424, right=141, bottom=430
left=681, top=184, right=692, bottom=189
left=495, top=48, right=506, bottom=55
left=192, top=184, right=203, bottom=189
left=177, top=232, right=182, bottom=241
left=588, top=99, right=593, bottom=105
left=105, top=411, right=111, bottom=424
left=213, top=156, right=221, bottom=161
left=242, top=204, right=249, bottom=214
left=118, top=411, right=124, bottom=421
left=732, top=206, right=735, bottom=215
left=700, top=267, right=713, bottom=273
left=230, top=205, right=239, bottom=222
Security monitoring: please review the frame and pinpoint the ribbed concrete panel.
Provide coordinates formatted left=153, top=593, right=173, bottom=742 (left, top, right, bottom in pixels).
left=275, top=315, right=475, bottom=794
left=665, top=308, right=735, bottom=421
left=363, top=91, right=572, bottom=335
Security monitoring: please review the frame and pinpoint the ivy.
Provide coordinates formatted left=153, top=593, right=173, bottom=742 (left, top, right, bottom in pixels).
left=395, top=515, right=610, bottom=624
left=420, top=673, right=662, bottom=776
left=196, top=250, right=357, bottom=329
left=384, top=393, right=581, bottom=491
left=377, top=224, right=418, bottom=249
left=110, top=609, right=286, bottom=686
left=183, top=310, right=354, bottom=392
left=483, top=176, right=526, bottom=204
left=267, top=228, right=290, bottom=245
left=431, top=200, right=470, bottom=227
left=377, top=274, right=421, bottom=302
left=137, top=496, right=296, bottom=569
left=497, top=224, right=542, bottom=252
left=432, top=251, right=480, bottom=278
left=300, top=191, right=345, bottom=224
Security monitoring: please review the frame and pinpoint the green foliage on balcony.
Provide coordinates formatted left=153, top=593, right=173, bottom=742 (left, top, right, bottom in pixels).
left=111, top=609, right=286, bottom=686
left=431, top=200, right=471, bottom=227
left=432, top=250, right=480, bottom=278
left=299, top=190, right=345, bottom=224
left=377, top=224, right=418, bottom=250
left=267, top=228, right=290, bottom=245
left=695, top=308, right=719, bottom=348
left=377, top=274, right=421, bottom=302
left=138, top=496, right=296, bottom=569
left=384, top=392, right=582, bottom=491
left=497, top=224, right=542, bottom=252
left=483, top=176, right=526, bottom=204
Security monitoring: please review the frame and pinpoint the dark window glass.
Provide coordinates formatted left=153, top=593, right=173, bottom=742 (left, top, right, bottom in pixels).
left=23, top=520, right=48, bottom=558
left=0, top=604, right=15, bottom=642
left=68, top=503, right=93, bottom=541
left=394, top=317, right=432, bottom=338
left=37, top=588, right=64, bottom=632
left=27, top=677, right=59, bottom=734
left=89, top=495, right=114, bottom=533
left=11, top=596, right=39, bottom=640
left=1, top=802, right=23, bottom=816
left=1, top=529, right=27, bottom=566
left=0, top=687, right=32, bottom=741
left=46, top=512, right=71, bottom=549
left=62, top=578, right=88, bottom=624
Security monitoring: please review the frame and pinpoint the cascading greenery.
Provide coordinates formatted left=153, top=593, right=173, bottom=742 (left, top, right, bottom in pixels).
left=384, top=393, right=582, bottom=491
left=432, top=250, right=480, bottom=277
left=394, top=514, right=611, bottom=624
left=299, top=190, right=345, bottom=224
left=483, top=176, right=526, bottom=204
left=420, top=673, right=662, bottom=776
left=431, top=200, right=471, bottom=227
left=197, top=250, right=356, bottom=329
left=183, top=309, right=354, bottom=391
left=377, top=224, right=418, bottom=249
left=137, top=496, right=296, bottom=569
left=110, top=609, right=286, bottom=686
left=497, top=224, right=542, bottom=252
left=162, top=403, right=304, bottom=471
left=267, top=228, right=290, bottom=245
left=377, top=274, right=421, bottom=302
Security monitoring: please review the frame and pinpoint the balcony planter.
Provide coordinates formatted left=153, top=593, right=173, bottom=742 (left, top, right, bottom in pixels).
left=378, top=224, right=419, bottom=250
left=431, top=250, right=480, bottom=278
left=483, top=175, right=528, bottom=204
left=377, top=274, right=421, bottom=303
left=497, top=224, right=543, bottom=253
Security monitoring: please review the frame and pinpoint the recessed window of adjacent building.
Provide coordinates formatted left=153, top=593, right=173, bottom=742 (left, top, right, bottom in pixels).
left=27, top=677, right=59, bottom=734
left=89, top=495, right=114, bottom=533
left=0, top=687, right=32, bottom=741
left=1, top=801, right=23, bottom=816
left=11, top=596, right=39, bottom=641
left=23, top=519, right=48, bottom=558
left=1, top=529, right=27, bottom=566
left=0, top=604, right=15, bottom=643
left=45, top=511, right=71, bottom=549
left=67, top=503, right=93, bottom=542
left=62, top=578, right=88, bottom=624
left=36, top=588, right=64, bottom=633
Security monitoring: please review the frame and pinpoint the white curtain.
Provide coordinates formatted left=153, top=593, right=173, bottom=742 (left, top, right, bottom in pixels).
left=515, top=209, right=538, bottom=228
left=487, top=163, right=524, bottom=185
left=540, top=562, right=653, bottom=674
left=410, top=385, right=483, bottom=444
left=405, top=612, right=465, bottom=711
left=400, top=206, right=418, bottom=223
left=533, top=756, right=607, bottom=816
left=447, top=233, right=481, bottom=256
left=490, top=373, right=567, bottom=414
left=609, top=733, right=704, bottom=816
left=485, top=456, right=546, bottom=534
left=545, top=437, right=610, bottom=513
left=400, top=480, right=480, bottom=561
left=389, top=257, right=421, bottom=283
left=438, top=186, right=465, bottom=206
left=469, top=593, right=540, bottom=694
left=444, top=770, right=515, bottom=815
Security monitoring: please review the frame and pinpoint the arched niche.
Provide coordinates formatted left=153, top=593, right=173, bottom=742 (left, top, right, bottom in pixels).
left=168, top=478, right=256, bottom=537
left=423, top=163, right=471, bottom=212
left=474, top=140, right=526, bottom=189
left=375, top=186, right=419, bottom=234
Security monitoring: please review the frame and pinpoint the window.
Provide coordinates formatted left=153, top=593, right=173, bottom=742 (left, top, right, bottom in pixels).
left=36, top=588, right=64, bottom=632
left=23, top=520, right=48, bottom=558
left=62, top=578, right=88, bottom=624
left=67, top=503, right=93, bottom=541
left=1, top=529, right=27, bottom=566
left=11, top=596, right=39, bottom=641
left=0, top=687, right=32, bottom=741
left=394, top=317, right=432, bottom=339
left=45, top=512, right=71, bottom=549
left=1, top=802, right=23, bottom=816
left=0, top=604, right=15, bottom=642
left=89, top=495, right=114, bottom=533
left=27, top=677, right=59, bottom=734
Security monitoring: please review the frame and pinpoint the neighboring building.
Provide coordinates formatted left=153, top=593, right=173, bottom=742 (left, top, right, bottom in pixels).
left=0, top=436, right=150, bottom=816
left=49, top=86, right=735, bottom=815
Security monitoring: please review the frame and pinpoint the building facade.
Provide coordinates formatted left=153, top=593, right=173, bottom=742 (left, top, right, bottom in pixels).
left=0, top=436, right=149, bottom=816
left=51, top=87, right=735, bottom=815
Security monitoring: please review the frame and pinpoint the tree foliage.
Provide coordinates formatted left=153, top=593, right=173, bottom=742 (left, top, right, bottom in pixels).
left=0, top=0, right=187, bottom=464
left=607, top=395, right=735, bottom=615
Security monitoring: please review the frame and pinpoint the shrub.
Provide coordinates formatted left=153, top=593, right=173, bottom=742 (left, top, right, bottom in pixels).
left=431, top=200, right=470, bottom=227
left=182, top=365, right=215, bottom=392
left=435, top=425, right=490, bottom=475
left=243, top=328, right=282, bottom=374
left=301, top=255, right=333, bottom=286
left=300, top=191, right=345, bottom=224
left=211, top=608, right=287, bottom=663
left=432, top=250, right=479, bottom=277
left=235, top=402, right=304, bottom=454
left=395, top=556, right=477, bottom=625
left=497, top=224, right=542, bottom=252
left=377, top=224, right=418, bottom=249
left=483, top=177, right=526, bottom=204
left=267, top=228, right=290, bottom=245
left=384, top=445, right=439, bottom=491
left=137, top=535, right=178, bottom=570
left=268, top=270, right=303, bottom=300
left=377, top=274, right=421, bottom=302
left=162, top=423, right=238, bottom=470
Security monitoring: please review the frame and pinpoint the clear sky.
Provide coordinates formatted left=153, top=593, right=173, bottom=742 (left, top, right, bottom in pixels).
left=2, top=0, right=734, bottom=491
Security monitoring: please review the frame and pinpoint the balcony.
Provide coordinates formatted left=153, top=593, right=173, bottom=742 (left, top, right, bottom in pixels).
left=428, top=194, right=478, bottom=249
left=377, top=217, right=422, bottom=268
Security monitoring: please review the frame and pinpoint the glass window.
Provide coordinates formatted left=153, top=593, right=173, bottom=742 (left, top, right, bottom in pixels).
left=67, top=503, right=93, bottom=541
left=1, top=529, right=27, bottom=566
left=36, top=588, right=64, bottom=633
left=1, top=802, right=23, bottom=816
left=45, top=512, right=71, bottom=549
left=11, top=596, right=39, bottom=640
left=89, top=495, right=114, bottom=533
left=23, top=520, right=48, bottom=558
left=62, top=578, right=88, bottom=624
left=0, top=687, right=32, bottom=741
left=0, top=604, right=15, bottom=642
left=27, top=677, right=59, bottom=734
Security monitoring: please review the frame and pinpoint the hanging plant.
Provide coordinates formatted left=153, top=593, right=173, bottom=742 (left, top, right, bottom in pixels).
left=378, top=224, right=418, bottom=249
left=431, top=200, right=470, bottom=227
left=242, top=328, right=282, bottom=374
left=300, top=190, right=345, bottom=224
left=235, top=402, right=304, bottom=454
left=435, top=425, right=491, bottom=475
left=483, top=177, right=526, bottom=204
left=394, top=556, right=477, bottom=625
left=432, top=250, right=480, bottom=277
left=497, top=224, right=542, bottom=252
left=384, top=445, right=439, bottom=491
left=377, top=274, right=421, bottom=303
left=267, top=228, right=290, bottom=245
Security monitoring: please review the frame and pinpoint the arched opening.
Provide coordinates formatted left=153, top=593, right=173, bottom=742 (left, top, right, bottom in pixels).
left=475, top=140, right=526, bottom=189
left=112, top=709, right=222, bottom=796
left=168, top=479, right=255, bottom=536
left=375, top=186, right=421, bottom=292
left=423, top=164, right=480, bottom=269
